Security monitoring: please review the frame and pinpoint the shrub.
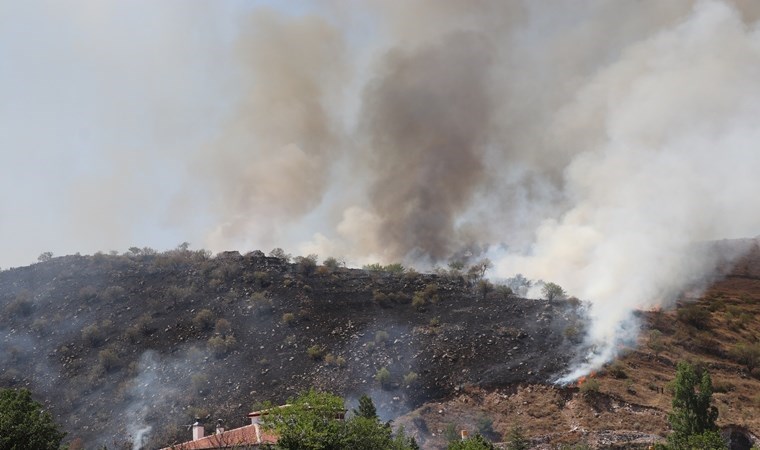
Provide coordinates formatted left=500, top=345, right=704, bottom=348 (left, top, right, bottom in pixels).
left=564, top=323, right=584, bottom=344
left=82, top=324, right=105, bottom=347
left=307, top=345, right=325, bottom=361
left=166, top=285, right=192, bottom=302
left=730, top=343, right=760, bottom=372
left=295, top=254, right=318, bottom=275
left=476, top=279, right=493, bottom=298
left=390, top=292, right=411, bottom=304
left=322, top=257, right=343, bottom=270
left=37, top=252, right=53, bottom=262
left=208, top=335, right=237, bottom=357
left=135, top=314, right=155, bottom=336
left=97, top=348, right=122, bottom=372
left=363, top=263, right=384, bottom=272
left=607, top=362, right=627, bottom=379
left=677, top=304, right=711, bottom=330
left=579, top=378, right=600, bottom=396
left=253, top=271, right=270, bottom=288
left=212, top=262, right=241, bottom=281
left=269, top=248, right=291, bottom=262
left=542, top=282, right=566, bottom=301
left=193, top=309, right=215, bottom=331
left=421, top=284, right=439, bottom=302
left=375, top=330, right=390, bottom=345
left=282, top=312, right=296, bottom=325
left=78, top=286, right=98, bottom=301
left=375, top=367, right=391, bottom=388
left=429, top=317, right=441, bottom=328
left=384, top=263, right=405, bottom=274
left=373, top=290, right=391, bottom=308
left=214, top=319, right=232, bottom=337
left=412, top=293, right=426, bottom=310
left=648, top=329, right=666, bottom=356
left=250, top=292, right=273, bottom=316
left=413, top=283, right=439, bottom=310
left=448, top=260, right=465, bottom=272
left=6, top=299, right=34, bottom=317
left=324, top=353, right=336, bottom=366
left=402, top=372, right=418, bottom=386
left=99, top=285, right=126, bottom=302
left=336, top=356, right=347, bottom=368
left=125, top=326, right=141, bottom=344
left=191, top=374, right=210, bottom=395
left=31, top=318, right=48, bottom=335
left=495, top=285, right=514, bottom=299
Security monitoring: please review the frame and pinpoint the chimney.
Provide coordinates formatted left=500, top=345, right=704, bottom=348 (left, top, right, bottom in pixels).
left=249, top=411, right=263, bottom=444
left=192, top=418, right=204, bottom=441
left=460, top=429, right=469, bottom=441
left=215, top=419, right=225, bottom=435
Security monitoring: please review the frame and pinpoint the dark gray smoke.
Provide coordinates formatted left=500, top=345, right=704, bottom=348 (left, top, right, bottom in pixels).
left=360, top=32, right=494, bottom=261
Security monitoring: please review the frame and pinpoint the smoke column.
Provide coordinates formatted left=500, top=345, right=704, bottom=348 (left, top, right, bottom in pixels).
left=209, top=0, right=760, bottom=378
left=5, top=0, right=760, bottom=378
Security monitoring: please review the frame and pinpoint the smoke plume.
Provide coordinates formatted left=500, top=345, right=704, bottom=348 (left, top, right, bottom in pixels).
left=5, top=0, right=760, bottom=378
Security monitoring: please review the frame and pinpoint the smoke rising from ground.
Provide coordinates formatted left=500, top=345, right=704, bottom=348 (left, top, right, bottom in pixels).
left=5, top=0, right=760, bottom=378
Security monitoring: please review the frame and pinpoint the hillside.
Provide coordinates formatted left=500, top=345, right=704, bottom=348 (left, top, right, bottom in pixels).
left=0, top=249, right=580, bottom=449
left=3, top=242, right=760, bottom=449
left=396, top=240, right=760, bottom=449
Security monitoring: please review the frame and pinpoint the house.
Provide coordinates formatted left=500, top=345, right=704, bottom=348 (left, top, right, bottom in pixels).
left=161, top=404, right=346, bottom=449
left=160, top=413, right=277, bottom=450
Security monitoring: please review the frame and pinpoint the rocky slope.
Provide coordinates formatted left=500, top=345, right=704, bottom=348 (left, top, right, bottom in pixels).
left=396, top=240, right=760, bottom=449
left=0, top=249, right=581, bottom=449
left=3, top=241, right=760, bottom=449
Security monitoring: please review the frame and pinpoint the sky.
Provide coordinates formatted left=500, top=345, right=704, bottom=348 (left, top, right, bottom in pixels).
left=1, top=1, right=262, bottom=267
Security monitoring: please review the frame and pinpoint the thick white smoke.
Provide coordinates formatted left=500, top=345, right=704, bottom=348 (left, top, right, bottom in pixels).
left=494, top=0, right=760, bottom=380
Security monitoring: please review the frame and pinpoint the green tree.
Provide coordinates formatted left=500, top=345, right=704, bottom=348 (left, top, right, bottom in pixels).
left=0, top=388, right=66, bottom=450
left=260, top=389, right=347, bottom=450
left=353, top=395, right=378, bottom=420
left=666, top=362, right=724, bottom=450
left=542, top=282, right=566, bottom=301
left=505, top=426, right=530, bottom=450
left=261, top=390, right=416, bottom=450
left=447, top=434, right=496, bottom=450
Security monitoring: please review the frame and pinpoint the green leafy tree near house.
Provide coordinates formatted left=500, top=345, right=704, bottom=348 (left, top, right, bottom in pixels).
left=260, top=389, right=417, bottom=450
left=0, top=388, right=66, bottom=450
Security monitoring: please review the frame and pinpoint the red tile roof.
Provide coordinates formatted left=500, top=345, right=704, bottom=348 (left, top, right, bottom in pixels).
left=161, top=424, right=277, bottom=449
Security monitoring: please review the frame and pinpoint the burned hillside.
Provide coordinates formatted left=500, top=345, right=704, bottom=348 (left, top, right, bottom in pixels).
left=0, top=250, right=583, bottom=449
